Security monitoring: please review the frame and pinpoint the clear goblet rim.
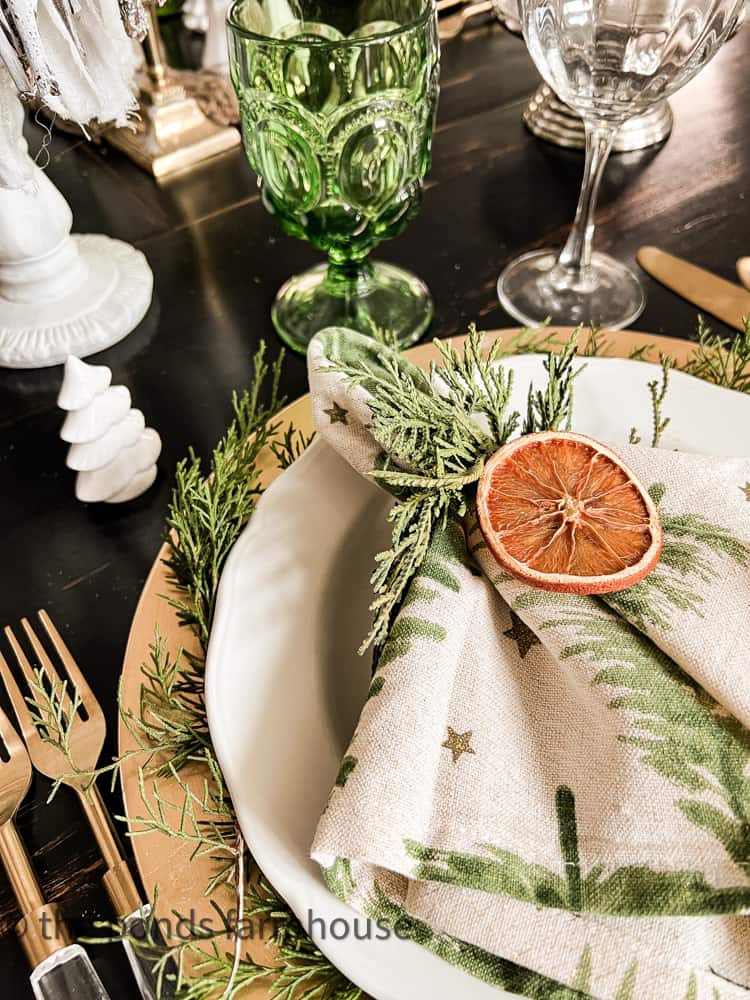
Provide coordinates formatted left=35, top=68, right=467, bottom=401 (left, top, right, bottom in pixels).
left=227, top=0, right=435, bottom=47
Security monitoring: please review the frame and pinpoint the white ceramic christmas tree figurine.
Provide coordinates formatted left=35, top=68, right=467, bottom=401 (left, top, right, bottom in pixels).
left=58, top=356, right=162, bottom=503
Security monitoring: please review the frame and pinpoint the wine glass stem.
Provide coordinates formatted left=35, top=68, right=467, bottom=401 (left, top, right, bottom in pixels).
left=557, top=122, right=617, bottom=277
left=324, top=254, right=374, bottom=316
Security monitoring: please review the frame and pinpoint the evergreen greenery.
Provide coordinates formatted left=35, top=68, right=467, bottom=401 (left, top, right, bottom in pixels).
left=327, top=327, right=580, bottom=652
left=164, top=344, right=286, bottom=654
left=682, top=315, right=750, bottom=392
left=25, top=667, right=88, bottom=798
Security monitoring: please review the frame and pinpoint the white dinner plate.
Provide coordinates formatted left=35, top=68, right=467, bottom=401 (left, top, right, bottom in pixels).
left=205, top=354, right=750, bottom=1000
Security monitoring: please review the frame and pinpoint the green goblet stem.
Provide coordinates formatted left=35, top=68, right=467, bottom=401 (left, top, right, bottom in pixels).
left=324, top=256, right=375, bottom=311
left=271, top=252, right=433, bottom=353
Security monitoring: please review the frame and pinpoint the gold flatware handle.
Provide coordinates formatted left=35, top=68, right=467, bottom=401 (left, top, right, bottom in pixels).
left=77, top=785, right=142, bottom=916
left=637, top=246, right=750, bottom=332
left=74, top=789, right=163, bottom=997
left=0, top=823, right=72, bottom=965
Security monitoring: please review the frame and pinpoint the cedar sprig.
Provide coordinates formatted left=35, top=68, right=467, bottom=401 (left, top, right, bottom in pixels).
left=327, top=327, right=520, bottom=650
left=129, top=632, right=210, bottom=774
left=271, top=426, right=316, bottom=471
left=163, top=344, right=286, bottom=653
left=581, top=326, right=612, bottom=358
left=682, top=314, right=750, bottom=391
left=496, top=323, right=564, bottom=356
left=328, top=327, right=580, bottom=650
left=648, top=354, right=673, bottom=448
left=123, top=344, right=366, bottom=997
left=365, top=489, right=454, bottom=653
left=523, top=334, right=582, bottom=434
left=123, top=754, right=239, bottom=894
left=331, top=325, right=523, bottom=487
left=40, top=633, right=218, bottom=799
left=338, top=335, right=498, bottom=482
left=629, top=354, right=674, bottom=448
left=369, top=323, right=400, bottom=350
left=89, top=878, right=363, bottom=1000
left=25, top=669, right=91, bottom=798
left=432, top=330, right=520, bottom=447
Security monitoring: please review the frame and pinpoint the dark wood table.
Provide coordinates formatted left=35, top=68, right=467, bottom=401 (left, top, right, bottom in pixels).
left=1, top=15, right=748, bottom=997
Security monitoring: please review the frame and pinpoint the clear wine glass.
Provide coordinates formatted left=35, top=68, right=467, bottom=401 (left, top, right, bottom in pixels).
left=498, top=0, right=746, bottom=329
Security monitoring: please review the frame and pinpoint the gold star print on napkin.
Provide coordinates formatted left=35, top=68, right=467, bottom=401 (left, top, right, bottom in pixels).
left=323, top=401, right=349, bottom=425
left=442, top=727, right=476, bottom=763
left=503, top=610, right=541, bottom=659
left=740, top=482, right=750, bottom=502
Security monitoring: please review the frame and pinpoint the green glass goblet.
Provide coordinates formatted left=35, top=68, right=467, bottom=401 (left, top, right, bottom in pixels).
left=227, top=0, right=439, bottom=354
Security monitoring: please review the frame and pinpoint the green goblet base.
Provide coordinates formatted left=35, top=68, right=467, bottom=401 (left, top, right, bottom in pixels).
left=271, top=259, right=434, bottom=355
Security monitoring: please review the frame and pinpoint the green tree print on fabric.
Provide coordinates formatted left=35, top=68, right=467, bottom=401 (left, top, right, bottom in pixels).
left=569, top=945, right=705, bottom=1000
left=377, top=617, right=446, bottom=669
left=603, top=483, right=747, bottom=632
left=402, top=582, right=440, bottom=607
left=366, top=676, right=385, bottom=700
left=419, top=517, right=472, bottom=591
left=322, top=857, right=357, bottom=900
left=614, top=963, right=638, bottom=1000
left=331, top=874, right=708, bottom=1000
left=515, top=589, right=750, bottom=875
left=335, top=756, right=358, bottom=788
left=572, top=946, right=593, bottom=994
left=405, top=786, right=750, bottom=916
left=374, top=518, right=468, bottom=671
left=365, top=883, right=588, bottom=999
left=510, top=487, right=750, bottom=874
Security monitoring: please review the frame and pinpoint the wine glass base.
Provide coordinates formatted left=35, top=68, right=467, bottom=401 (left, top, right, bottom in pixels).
left=271, top=260, right=434, bottom=355
left=497, top=250, right=646, bottom=330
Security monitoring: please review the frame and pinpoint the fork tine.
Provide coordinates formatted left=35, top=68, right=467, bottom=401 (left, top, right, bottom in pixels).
left=0, top=641, right=39, bottom=743
left=36, top=611, right=100, bottom=715
left=19, top=618, right=75, bottom=716
left=0, top=705, right=32, bottom=806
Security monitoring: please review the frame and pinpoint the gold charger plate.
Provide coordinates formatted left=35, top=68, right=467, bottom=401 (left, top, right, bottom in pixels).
left=118, top=327, right=699, bottom=994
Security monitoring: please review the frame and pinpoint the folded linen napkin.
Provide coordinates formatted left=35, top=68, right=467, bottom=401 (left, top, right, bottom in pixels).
left=307, top=328, right=750, bottom=1000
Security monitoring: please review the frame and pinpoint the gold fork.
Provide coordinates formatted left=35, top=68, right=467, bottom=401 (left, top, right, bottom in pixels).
left=1, top=611, right=167, bottom=1000
left=0, top=705, right=110, bottom=998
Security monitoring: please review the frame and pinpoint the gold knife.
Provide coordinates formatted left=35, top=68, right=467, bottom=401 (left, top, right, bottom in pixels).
left=637, top=247, right=750, bottom=332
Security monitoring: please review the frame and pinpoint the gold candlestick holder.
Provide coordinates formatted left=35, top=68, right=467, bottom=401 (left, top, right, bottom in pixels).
left=106, top=5, right=240, bottom=179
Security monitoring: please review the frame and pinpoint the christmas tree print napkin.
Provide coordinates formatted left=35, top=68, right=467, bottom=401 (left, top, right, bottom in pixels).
left=307, top=328, right=750, bottom=1000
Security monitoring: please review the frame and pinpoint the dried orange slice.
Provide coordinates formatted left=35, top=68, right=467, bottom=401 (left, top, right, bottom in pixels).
left=476, top=431, right=662, bottom=594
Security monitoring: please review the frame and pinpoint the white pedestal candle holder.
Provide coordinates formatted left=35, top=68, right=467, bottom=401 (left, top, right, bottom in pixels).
left=0, top=68, right=154, bottom=370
